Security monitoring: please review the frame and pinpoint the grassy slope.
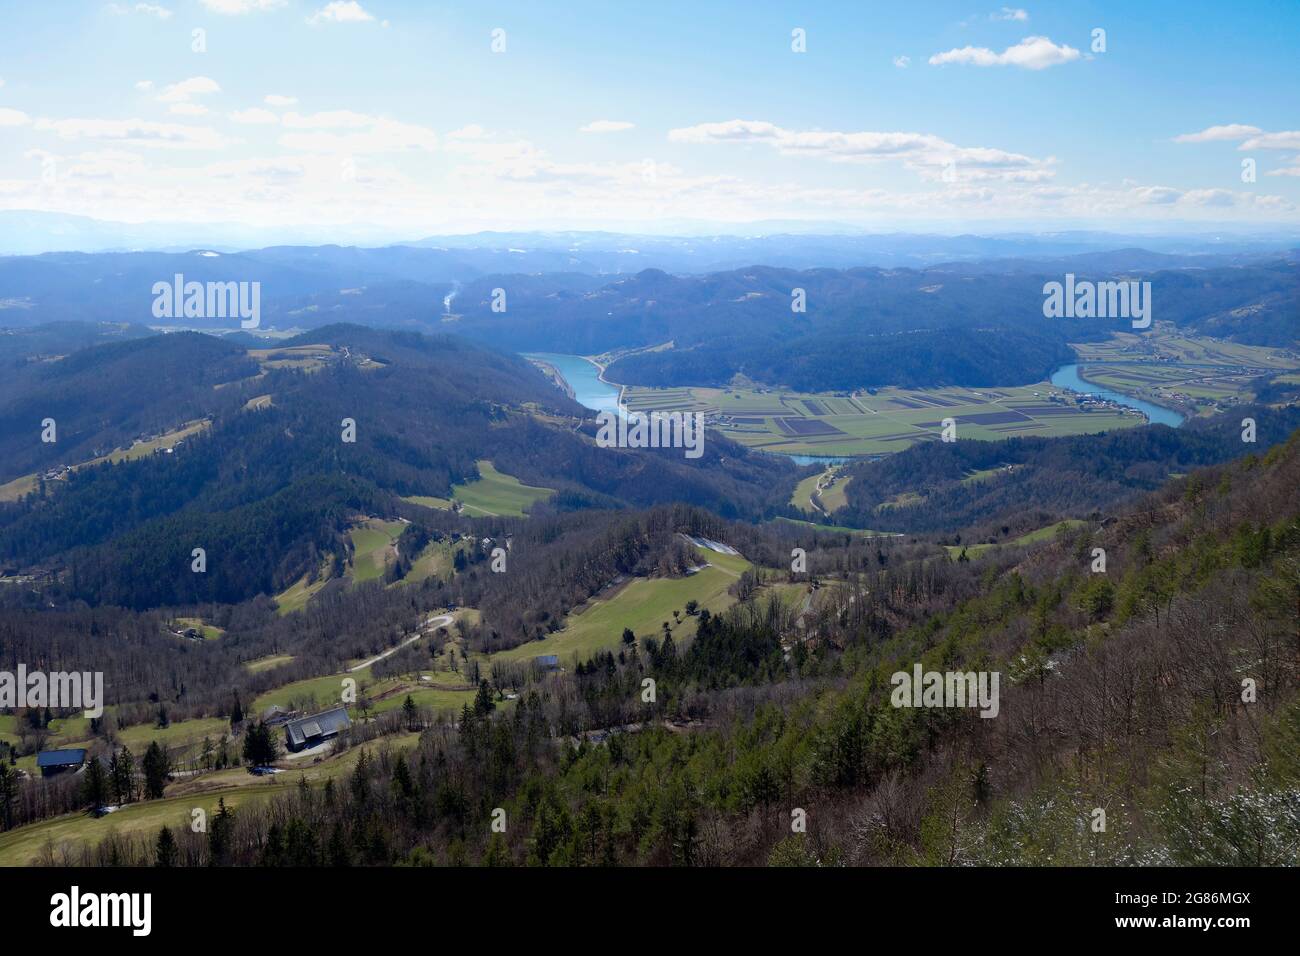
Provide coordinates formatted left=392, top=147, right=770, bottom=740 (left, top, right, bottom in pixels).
left=347, top=519, right=406, bottom=583
left=272, top=556, right=335, bottom=615
left=244, top=654, right=294, bottom=674
left=402, top=460, right=553, bottom=518
left=492, top=547, right=750, bottom=665
left=945, top=519, right=1087, bottom=559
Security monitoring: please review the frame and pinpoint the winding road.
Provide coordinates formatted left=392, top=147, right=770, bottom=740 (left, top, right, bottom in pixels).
left=347, top=613, right=454, bottom=673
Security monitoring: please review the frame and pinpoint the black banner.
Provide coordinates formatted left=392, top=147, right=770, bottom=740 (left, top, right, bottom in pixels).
left=10, top=866, right=1286, bottom=942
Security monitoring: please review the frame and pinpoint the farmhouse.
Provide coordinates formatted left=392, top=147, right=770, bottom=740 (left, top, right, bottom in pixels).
left=37, top=748, right=87, bottom=777
left=283, top=706, right=351, bottom=752
left=534, top=655, right=561, bottom=672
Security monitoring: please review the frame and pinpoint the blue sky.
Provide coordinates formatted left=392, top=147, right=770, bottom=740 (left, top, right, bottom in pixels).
left=0, top=0, right=1297, bottom=236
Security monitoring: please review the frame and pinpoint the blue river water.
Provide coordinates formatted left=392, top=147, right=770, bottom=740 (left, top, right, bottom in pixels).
left=1049, top=363, right=1185, bottom=428
left=526, top=353, right=623, bottom=418
left=525, top=353, right=1185, bottom=464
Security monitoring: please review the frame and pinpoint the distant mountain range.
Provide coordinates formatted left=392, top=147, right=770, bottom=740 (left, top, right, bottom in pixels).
left=4, top=209, right=1299, bottom=266
left=0, top=237, right=1295, bottom=392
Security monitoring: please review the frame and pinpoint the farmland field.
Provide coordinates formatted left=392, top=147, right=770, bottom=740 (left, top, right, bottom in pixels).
left=347, top=518, right=406, bottom=582
left=791, top=466, right=852, bottom=515
left=945, top=519, right=1087, bottom=559
left=623, top=382, right=1142, bottom=457
left=403, top=460, right=553, bottom=517
left=772, top=516, right=898, bottom=537
left=244, top=654, right=294, bottom=674
left=1071, top=327, right=1300, bottom=416
left=491, top=544, right=750, bottom=666
left=397, top=539, right=465, bottom=586
left=173, top=616, right=224, bottom=640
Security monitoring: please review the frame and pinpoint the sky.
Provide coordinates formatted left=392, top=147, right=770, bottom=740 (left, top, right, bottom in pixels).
left=0, top=0, right=1297, bottom=238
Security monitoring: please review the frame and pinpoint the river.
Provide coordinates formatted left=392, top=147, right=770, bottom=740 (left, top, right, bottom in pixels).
left=526, top=353, right=1185, bottom=465
left=1049, top=363, right=1185, bottom=428
left=525, top=353, right=623, bottom=418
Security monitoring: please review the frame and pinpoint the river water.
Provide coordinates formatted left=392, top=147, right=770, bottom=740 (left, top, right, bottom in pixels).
left=1049, top=363, right=1185, bottom=428
left=526, top=352, right=623, bottom=418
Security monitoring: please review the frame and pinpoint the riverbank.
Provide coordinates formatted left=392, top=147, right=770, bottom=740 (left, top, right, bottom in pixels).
left=1050, top=363, right=1185, bottom=428
left=526, top=356, right=576, bottom=400
left=524, top=352, right=623, bottom=418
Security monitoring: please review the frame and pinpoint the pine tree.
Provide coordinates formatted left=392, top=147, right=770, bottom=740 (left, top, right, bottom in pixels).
left=208, top=797, right=233, bottom=866
left=473, top=679, right=495, bottom=717
left=155, top=825, right=178, bottom=867
left=109, top=746, right=135, bottom=805
left=141, top=741, right=169, bottom=799
left=242, top=721, right=278, bottom=768
left=391, top=754, right=414, bottom=799
left=82, top=756, right=110, bottom=809
left=483, top=833, right=511, bottom=867
left=0, top=761, right=18, bottom=830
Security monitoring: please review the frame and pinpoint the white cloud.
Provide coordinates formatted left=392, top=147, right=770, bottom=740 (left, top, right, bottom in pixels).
left=308, top=1, right=374, bottom=24
left=1173, top=125, right=1300, bottom=151
left=1267, top=158, right=1300, bottom=177
left=264, top=94, right=298, bottom=107
left=282, top=110, right=375, bottom=129
left=0, top=108, right=31, bottom=127
left=1123, top=184, right=1283, bottom=210
left=579, top=120, right=635, bottom=133
left=230, top=107, right=279, bottom=124
left=1129, top=186, right=1180, bottom=205
left=892, top=55, right=910, bottom=68
left=200, top=0, right=285, bottom=13
left=168, top=102, right=209, bottom=116
left=929, top=36, right=1080, bottom=70
left=1173, top=124, right=1261, bottom=143
left=33, top=117, right=227, bottom=150
left=447, top=124, right=486, bottom=140
left=157, top=76, right=221, bottom=104
left=1240, top=130, right=1300, bottom=151
left=134, top=80, right=154, bottom=92
left=992, top=7, right=1028, bottom=21
left=112, top=2, right=174, bottom=17
left=668, top=119, right=1053, bottom=182
left=279, top=112, right=438, bottom=152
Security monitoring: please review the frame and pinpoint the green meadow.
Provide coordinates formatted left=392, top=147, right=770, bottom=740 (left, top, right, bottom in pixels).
left=403, top=460, right=553, bottom=518
left=492, top=545, right=749, bottom=666
left=946, top=519, right=1087, bottom=559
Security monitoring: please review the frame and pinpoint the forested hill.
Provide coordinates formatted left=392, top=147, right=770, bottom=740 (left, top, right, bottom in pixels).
left=0, top=332, right=257, bottom=482
left=1, top=249, right=1293, bottom=392
left=833, top=403, right=1300, bottom=535
left=451, top=259, right=1297, bottom=390
left=0, top=325, right=793, bottom=609
left=52, top=421, right=1300, bottom=867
